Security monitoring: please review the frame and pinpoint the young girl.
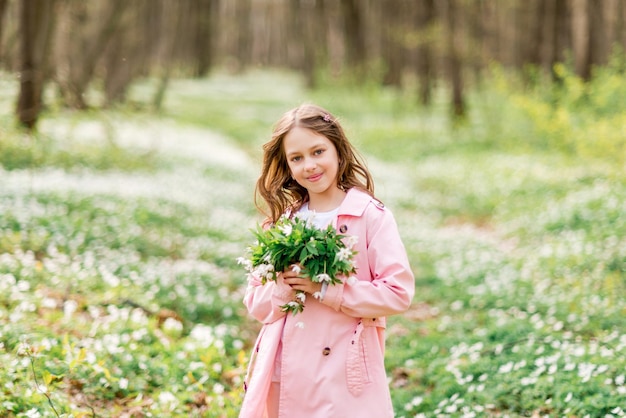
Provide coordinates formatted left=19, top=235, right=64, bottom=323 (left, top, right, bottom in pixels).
left=239, top=104, right=415, bottom=418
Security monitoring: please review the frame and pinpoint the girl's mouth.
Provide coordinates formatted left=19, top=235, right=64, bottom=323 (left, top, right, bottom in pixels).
left=307, top=173, right=323, bottom=182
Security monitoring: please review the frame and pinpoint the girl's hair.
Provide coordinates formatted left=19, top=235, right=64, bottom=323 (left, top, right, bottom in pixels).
left=255, top=103, right=374, bottom=223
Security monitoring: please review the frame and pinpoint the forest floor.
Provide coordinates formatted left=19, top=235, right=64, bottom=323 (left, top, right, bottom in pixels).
left=1, top=70, right=625, bottom=417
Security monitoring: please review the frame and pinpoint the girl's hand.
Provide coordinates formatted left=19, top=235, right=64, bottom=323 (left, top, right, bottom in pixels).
left=282, top=265, right=323, bottom=295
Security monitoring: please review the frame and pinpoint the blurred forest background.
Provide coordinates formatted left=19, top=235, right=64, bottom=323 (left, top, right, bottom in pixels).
left=4, top=0, right=626, bottom=128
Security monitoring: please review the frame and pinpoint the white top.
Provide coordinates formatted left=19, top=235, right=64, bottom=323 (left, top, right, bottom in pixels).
left=297, top=202, right=339, bottom=229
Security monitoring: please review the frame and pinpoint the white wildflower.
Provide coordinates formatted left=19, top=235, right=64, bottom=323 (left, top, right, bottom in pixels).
left=336, top=247, right=352, bottom=262
left=347, top=276, right=358, bottom=285
left=296, top=292, right=306, bottom=303
left=163, top=317, right=183, bottom=335
left=236, top=257, right=253, bottom=271
left=291, top=264, right=302, bottom=274
left=63, top=299, right=78, bottom=319
left=346, top=235, right=358, bottom=248
left=313, top=291, right=322, bottom=299
left=278, top=223, right=293, bottom=236
left=316, top=273, right=331, bottom=283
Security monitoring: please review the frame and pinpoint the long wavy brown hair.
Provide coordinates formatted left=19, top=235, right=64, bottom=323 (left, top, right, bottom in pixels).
left=255, top=104, right=374, bottom=223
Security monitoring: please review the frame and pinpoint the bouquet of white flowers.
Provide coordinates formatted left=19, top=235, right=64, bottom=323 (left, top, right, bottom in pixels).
left=238, top=214, right=357, bottom=314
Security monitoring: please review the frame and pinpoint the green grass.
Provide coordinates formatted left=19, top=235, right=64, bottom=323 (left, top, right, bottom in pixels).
left=1, top=67, right=625, bottom=417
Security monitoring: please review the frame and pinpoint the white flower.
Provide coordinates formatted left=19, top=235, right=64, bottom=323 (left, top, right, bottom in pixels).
left=295, top=321, right=305, bottom=329
left=278, top=223, right=293, bottom=236
left=24, top=409, right=42, bottom=418
left=119, top=378, right=129, bottom=390
left=296, top=292, right=306, bottom=303
left=347, top=276, right=358, bottom=285
left=336, top=247, right=352, bottom=262
left=163, top=317, right=183, bottom=334
left=316, top=273, right=331, bottom=283
left=291, top=264, right=302, bottom=274
left=313, top=291, right=322, bottom=299
left=236, top=257, right=253, bottom=271
left=346, top=235, right=358, bottom=248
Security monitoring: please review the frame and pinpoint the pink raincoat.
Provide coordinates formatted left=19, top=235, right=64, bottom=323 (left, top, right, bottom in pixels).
left=239, top=188, right=415, bottom=418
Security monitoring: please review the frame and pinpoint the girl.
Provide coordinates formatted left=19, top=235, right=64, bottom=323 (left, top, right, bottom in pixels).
left=239, top=104, right=415, bottom=418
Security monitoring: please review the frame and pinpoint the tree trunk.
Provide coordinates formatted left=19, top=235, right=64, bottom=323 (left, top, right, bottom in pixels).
left=415, top=0, right=435, bottom=105
left=191, top=0, right=216, bottom=77
left=572, top=0, right=590, bottom=79
left=587, top=0, right=607, bottom=71
left=16, top=0, right=54, bottom=130
left=153, top=0, right=183, bottom=111
left=340, top=0, right=366, bottom=78
left=444, top=0, right=465, bottom=120
left=381, top=0, right=405, bottom=87
left=234, top=0, right=252, bottom=71
left=0, top=0, right=9, bottom=59
left=55, top=0, right=128, bottom=109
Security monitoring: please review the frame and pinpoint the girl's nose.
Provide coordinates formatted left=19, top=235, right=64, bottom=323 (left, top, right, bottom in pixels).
left=304, top=158, right=317, bottom=170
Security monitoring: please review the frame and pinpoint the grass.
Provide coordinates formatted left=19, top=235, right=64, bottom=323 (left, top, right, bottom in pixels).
left=1, top=66, right=625, bottom=417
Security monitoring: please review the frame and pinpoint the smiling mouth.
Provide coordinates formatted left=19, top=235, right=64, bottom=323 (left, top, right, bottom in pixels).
left=307, top=173, right=323, bottom=182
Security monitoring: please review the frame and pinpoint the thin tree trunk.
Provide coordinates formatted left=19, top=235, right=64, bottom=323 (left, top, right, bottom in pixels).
left=16, top=0, right=54, bottom=130
left=340, top=0, right=366, bottom=77
left=0, top=0, right=9, bottom=59
left=416, top=0, right=435, bottom=105
left=153, top=1, right=183, bottom=111
left=56, top=0, right=128, bottom=109
left=572, top=0, right=590, bottom=79
left=381, top=0, right=405, bottom=87
left=444, top=0, right=465, bottom=120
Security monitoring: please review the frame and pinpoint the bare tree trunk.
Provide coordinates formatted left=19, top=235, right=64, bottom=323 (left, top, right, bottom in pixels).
left=103, top=2, right=137, bottom=106
left=234, top=0, right=252, bottom=71
left=153, top=1, right=183, bottom=111
left=444, top=0, right=465, bottom=120
left=572, top=0, right=590, bottom=79
left=340, top=0, right=367, bottom=78
left=416, top=0, right=435, bottom=105
left=290, top=0, right=319, bottom=88
left=16, top=0, right=55, bottom=130
left=192, top=0, right=217, bottom=77
left=0, top=0, right=9, bottom=59
left=381, top=0, right=405, bottom=87
left=587, top=0, right=607, bottom=71
left=55, top=0, right=128, bottom=109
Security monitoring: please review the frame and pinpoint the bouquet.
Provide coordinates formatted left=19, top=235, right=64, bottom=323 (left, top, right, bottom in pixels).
left=238, top=214, right=357, bottom=314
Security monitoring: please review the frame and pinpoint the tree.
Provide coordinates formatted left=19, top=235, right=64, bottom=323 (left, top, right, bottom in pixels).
left=340, top=0, right=367, bottom=78
left=16, top=0, right=55, bottom=130
left=0, top=0, right=9, bottom=59
left=415, top=0, right=435, bottom=105
left=54, top=0, right=128, bottom=109
left=443, top=0, right=465, bottom=120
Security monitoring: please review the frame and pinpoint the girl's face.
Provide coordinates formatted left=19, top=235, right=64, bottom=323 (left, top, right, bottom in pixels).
left=283, top=127, right=343, bottom=208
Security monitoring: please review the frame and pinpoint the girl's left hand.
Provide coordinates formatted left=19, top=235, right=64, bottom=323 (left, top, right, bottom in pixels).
left=282, top=265, right=322, bottom=295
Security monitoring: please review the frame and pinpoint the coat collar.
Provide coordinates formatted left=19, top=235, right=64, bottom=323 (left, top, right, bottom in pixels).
left=337, top=188, right=377, bottom=217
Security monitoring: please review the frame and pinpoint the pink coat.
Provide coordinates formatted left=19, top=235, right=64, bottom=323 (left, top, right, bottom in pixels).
left=239, top=188, right=415, bottom=418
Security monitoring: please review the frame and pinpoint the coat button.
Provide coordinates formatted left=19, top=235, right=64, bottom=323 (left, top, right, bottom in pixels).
left=322, top=347, right=331, bottom=356
left=339, top=225, right=348, bottom=233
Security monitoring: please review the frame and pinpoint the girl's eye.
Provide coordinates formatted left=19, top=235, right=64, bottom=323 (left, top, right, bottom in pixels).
left=314, top=149, right=324, bottom=156
left=291, top=156, right=301, bottom=162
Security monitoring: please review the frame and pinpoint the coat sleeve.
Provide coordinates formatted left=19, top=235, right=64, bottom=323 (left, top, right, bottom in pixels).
left=321, top=205, right=415, bottom=318
left=243, top=272, right=294, bottom=324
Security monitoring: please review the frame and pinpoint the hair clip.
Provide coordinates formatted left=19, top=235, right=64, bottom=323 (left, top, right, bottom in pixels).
left=322, top=114, right=331, bottom=122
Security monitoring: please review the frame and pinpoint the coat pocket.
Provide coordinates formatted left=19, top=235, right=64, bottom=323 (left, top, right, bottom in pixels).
left=346, top=320, right=371, bottom=396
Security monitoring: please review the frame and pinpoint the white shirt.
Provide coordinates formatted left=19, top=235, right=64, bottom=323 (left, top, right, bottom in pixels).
left=297, top=202, right=339, bottom=229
